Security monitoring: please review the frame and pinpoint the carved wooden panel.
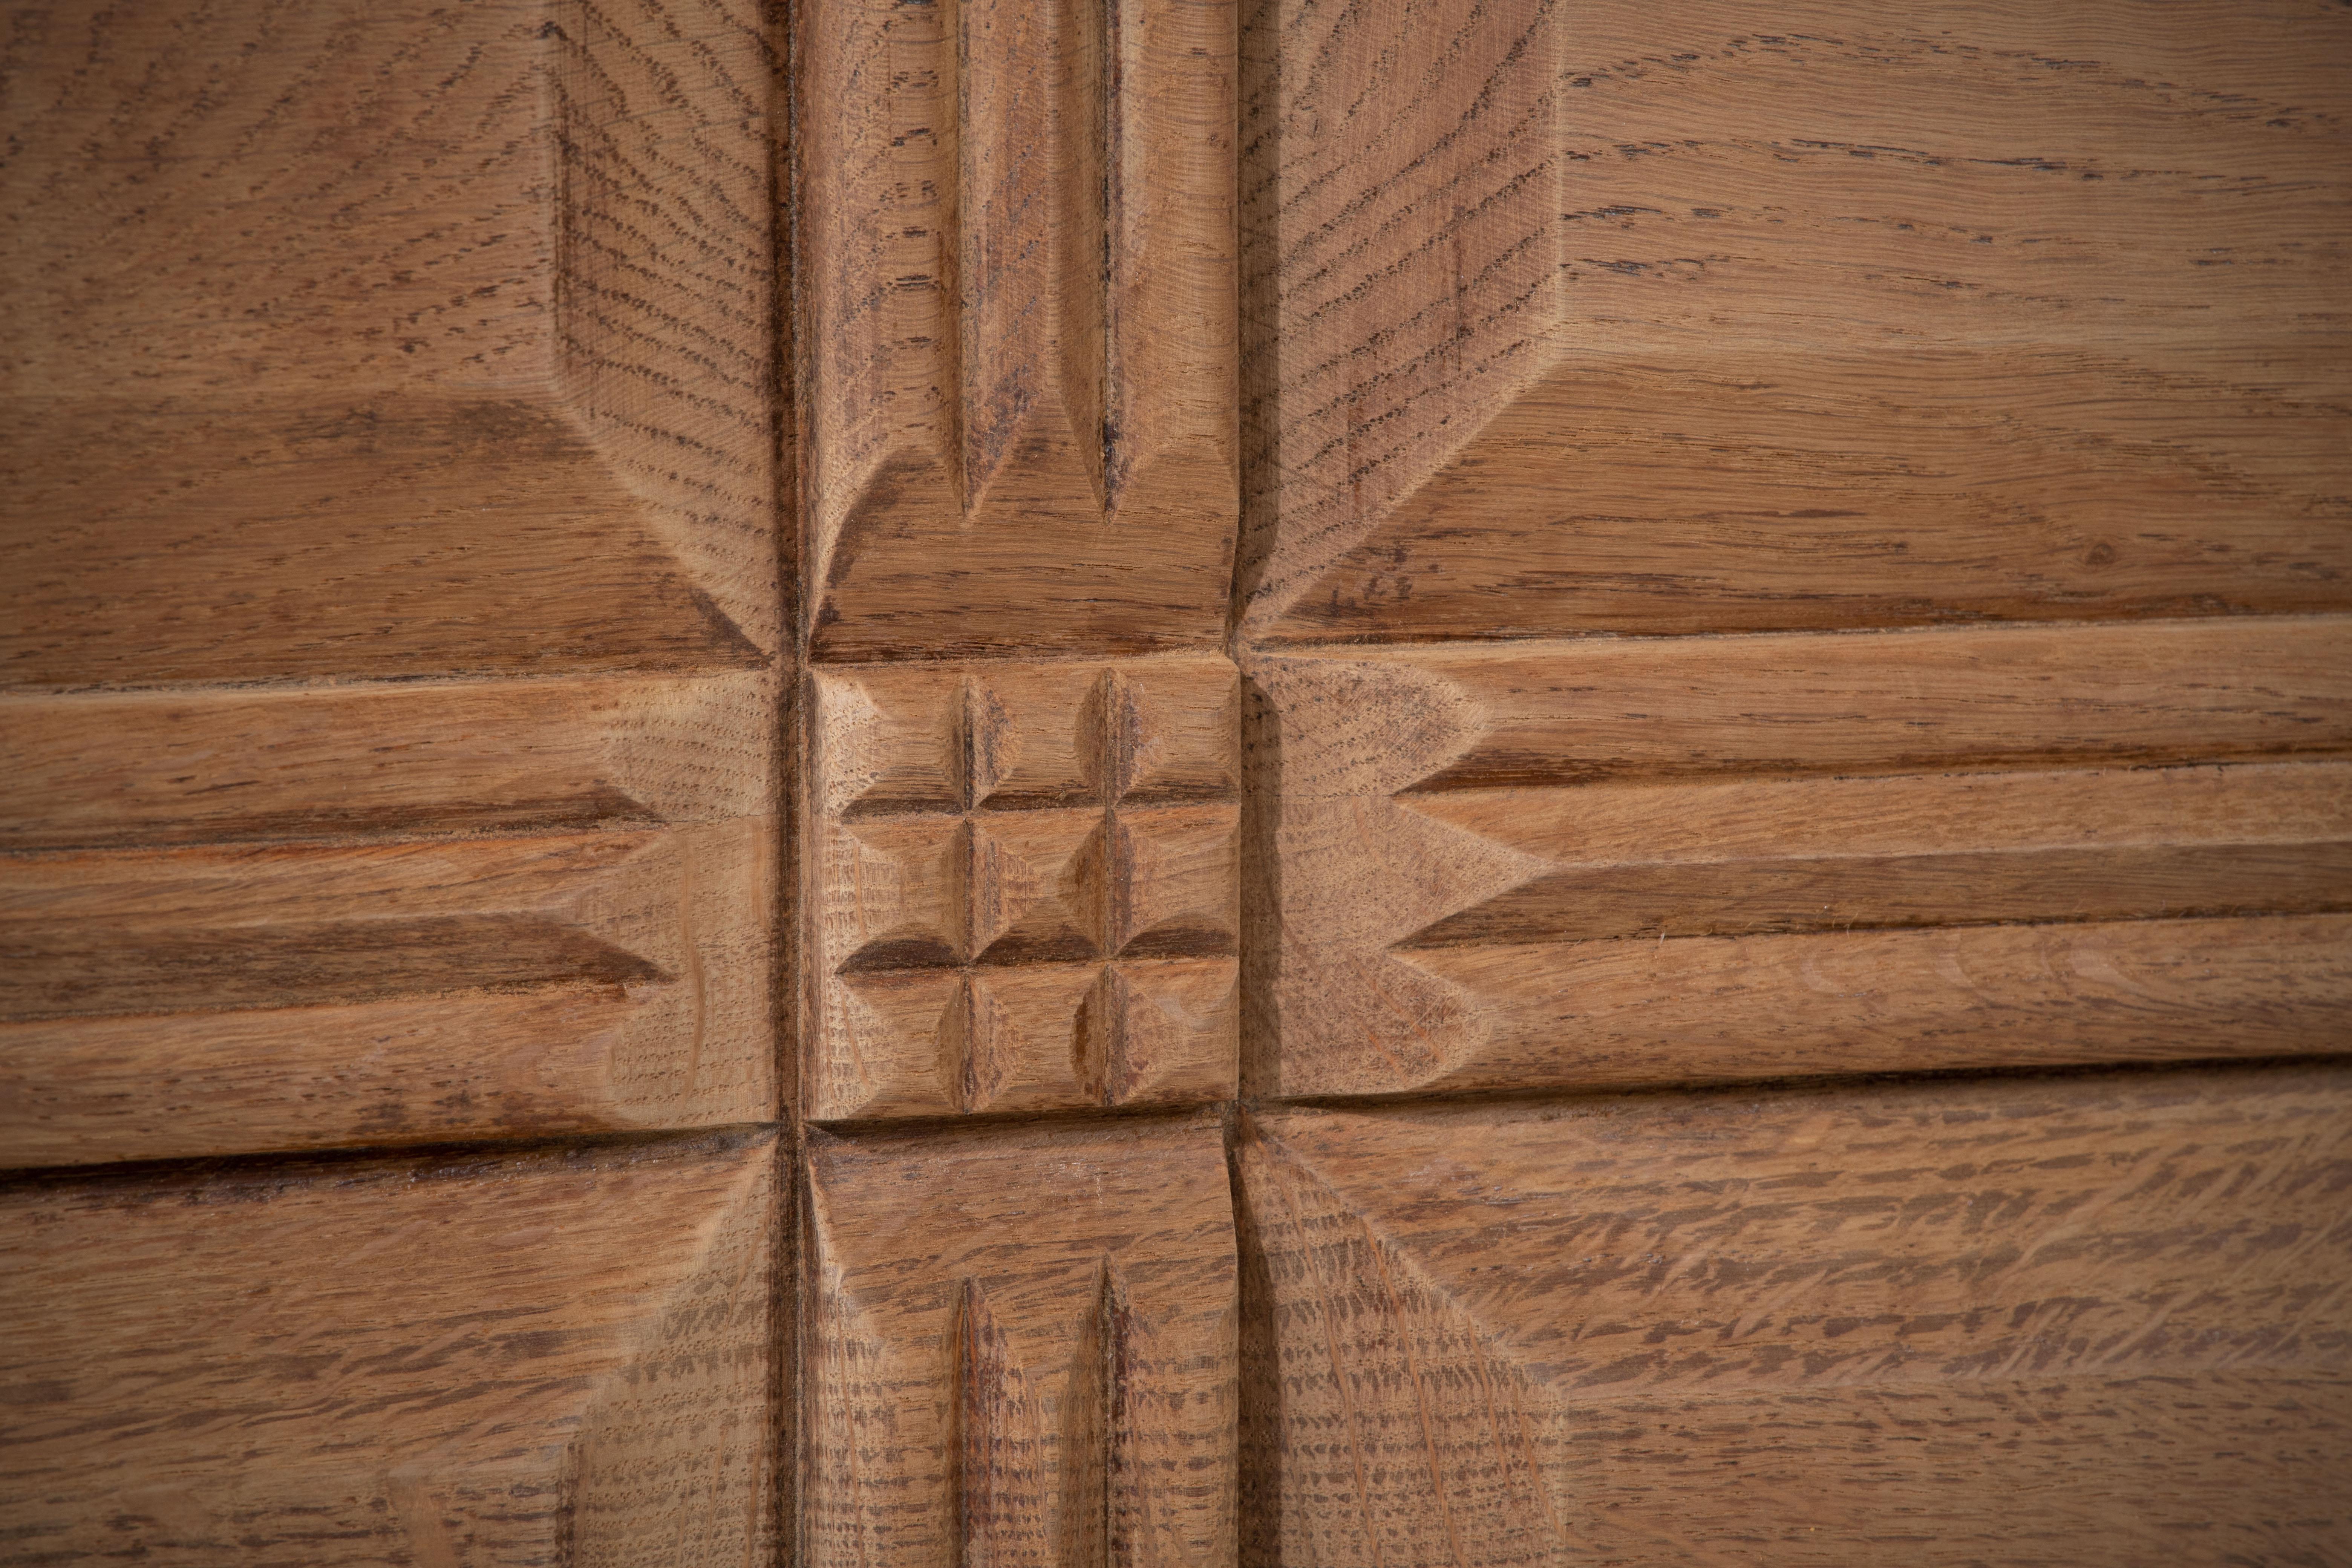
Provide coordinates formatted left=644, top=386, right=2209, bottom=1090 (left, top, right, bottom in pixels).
left=805, top=1115, right=1237, bottom=1566
left=1237, top=1066, right=2352, bottom=1565
left=0, top=1130, right=779, bottom=1566
left=1, top=0, right=782, bottom=1161
left=0, top=1, right=786, bottom=1553
left=1241, top=0, right=2352, bottom=644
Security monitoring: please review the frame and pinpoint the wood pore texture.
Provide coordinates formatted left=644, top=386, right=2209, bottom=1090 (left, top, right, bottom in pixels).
left=1233, top=0, right=2352, bottom=1559
left=1, top=0, right=788, bottom=1562
left=5, top=0, right=2351, bottom=1562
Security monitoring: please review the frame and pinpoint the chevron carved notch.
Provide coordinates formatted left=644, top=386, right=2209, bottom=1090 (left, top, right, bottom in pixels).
left=1253, top=628, right=2352, bottom=1101
left=805, top=1118, right=1237, bottom=1566
left=801, top=0, right=1237, bottom=658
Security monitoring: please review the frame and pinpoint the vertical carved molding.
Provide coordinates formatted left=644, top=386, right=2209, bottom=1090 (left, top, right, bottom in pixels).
left=800, top=0, right=1236, bottom=655
left=804, top=1121, right=1238, bottom=1566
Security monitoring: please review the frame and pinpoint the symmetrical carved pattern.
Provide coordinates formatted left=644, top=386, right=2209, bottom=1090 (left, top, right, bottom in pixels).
left=806, top=1118, right=1237, bottom=1566
left=1242, top=1068, right=2352, bottom=1563
left=811, top=657, right=1240, bottom=1119
left=1249, top=619, right=2352, bottom=1098
left=799, top=0, right=1237, bottom=657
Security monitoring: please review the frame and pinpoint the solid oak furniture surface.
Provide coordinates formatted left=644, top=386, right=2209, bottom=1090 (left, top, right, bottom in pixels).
left=2, top=0, right=2347, bottom=1563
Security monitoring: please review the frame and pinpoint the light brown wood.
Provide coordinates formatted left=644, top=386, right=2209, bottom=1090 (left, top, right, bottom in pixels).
left=1238, top=1065, right=2352, bottom=1564
left=1251, top=621, right=2352, bottom=1096
left=1241, top=0, right=2352, bottom=645
left=807, top=655, right=1240, bottom=1120
left=798, top=0, right=1237, bottom=660
left=0, top=1, right=787, bottom=1551
left=9, top=0, right=2352, bottom=1558
left=1, top=0, right=782, bottom=1163
left=0, top=1130, right=780, bottom=1565
left=805, top=1114, right=1237, bottom=1566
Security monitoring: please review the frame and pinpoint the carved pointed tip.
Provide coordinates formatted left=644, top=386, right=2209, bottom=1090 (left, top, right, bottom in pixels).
left=942, top=973, right=1010, bottom=1115
left=957, top=673, right=1015, bottom=807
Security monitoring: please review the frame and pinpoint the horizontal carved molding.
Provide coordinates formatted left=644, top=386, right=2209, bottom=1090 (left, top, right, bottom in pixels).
left=0, top=819, right=775, bottom=1165
left=1253, top=620, right=2352, bottom=1098
left=3, top=673, right=773, bottom=851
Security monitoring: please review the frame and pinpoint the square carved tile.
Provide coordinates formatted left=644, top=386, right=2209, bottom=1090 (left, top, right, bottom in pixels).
left=807, top=655, right=1239, bottom=1119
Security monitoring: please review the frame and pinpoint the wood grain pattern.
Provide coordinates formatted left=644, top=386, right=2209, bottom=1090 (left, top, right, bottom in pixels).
left=805, top=1114, right=1237, bottom=1566
left=799, top=0, right=1237, bottom=659
left=2, top=674, right=773, bottom=851
left=1238, top=1065, right=2352, bottom=1565
left=1242, top=0, right=2352, bottom=644
left=0, top=0, right=784, bottom=1167
left=0, top=1129, right=780, bottom=1567
left=807, top=655, right=1240, bottom=1120
left=0, top=819, right=772, bottom=1166
left=3, top=0, right=781, bottom=670
left=1251, top=622, right=2352, bottom=1096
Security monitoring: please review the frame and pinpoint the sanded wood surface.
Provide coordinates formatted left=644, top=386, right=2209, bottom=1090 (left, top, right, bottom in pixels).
left=1241, top=0, right=2352, bottom=645
left=807, top=655, right=1240, bottom=1119
left=1, top=0, right=784, bottom=1165
left=798, top=0, right=1236, bottom=659
left=9, top=0, right=2352, bottom=1559
left=0, top=1130, right=780, bottom=1566
left=0, top=2, right=789, bottom=1552
left=805, top=1114, right=1237, bottom=1566
left=1251, top=622, right=2352, bottom=1097
left=1238, top=1065, right=2352, bottom=1565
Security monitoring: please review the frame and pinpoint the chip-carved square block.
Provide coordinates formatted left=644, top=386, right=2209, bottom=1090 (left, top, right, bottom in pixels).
left=807, top=655, right=1239, bottom=1120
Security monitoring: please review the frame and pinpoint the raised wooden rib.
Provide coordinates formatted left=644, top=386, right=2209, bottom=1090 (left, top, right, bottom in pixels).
left=1260, top=617, right=2352, bottom=795
left=799, top=0, right=1236, bottom=658
left=0, top=0, right=782, bottom=1168
left=1404, top=914, right=2352, bottom=1095
left=808, top=656, right=1239, bottom=1120
left=2, top=0, right=779, bottom=673
left=3, top=675, right=771, bottom=851
left=1240, top=1067, right=2352, bottom=1564
left=1252, top=623, right=2352, bottom=1097
left=0, top=1130, right=779, bottom=1566
left=0, top=819, right=774, bottom=1166
left=804, top=1116, right=1236, bottom=1567
left=1246, top=0, right=2352, bottom=643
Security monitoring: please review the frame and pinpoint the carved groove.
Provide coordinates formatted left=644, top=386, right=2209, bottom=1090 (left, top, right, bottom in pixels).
left=813, top=658, right=1238, bottom=1118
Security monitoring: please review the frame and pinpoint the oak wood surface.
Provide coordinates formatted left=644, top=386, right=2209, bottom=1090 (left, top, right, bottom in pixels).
left=797, top=0, right=1237, bottom=660
left=805, top=1114, right=1237, bottom=1567
left=1238, top=1064, right=2352, bottom=1565
left=1251, top=622, right=2352, bottom=1098
left=1, top=1, right=788, bottom=1553
left=1, top=0, right=784, bottom=1160
left=1241, top=0, right=2352, bottom=645
left=7, top=0, right=2352, bottom=1559
left=0, top=1130, right=781, bottom=1566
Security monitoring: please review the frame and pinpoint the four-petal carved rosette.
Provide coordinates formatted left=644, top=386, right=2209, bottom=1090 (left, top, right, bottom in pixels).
left=810, top=656, right=1240, bottom=1119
